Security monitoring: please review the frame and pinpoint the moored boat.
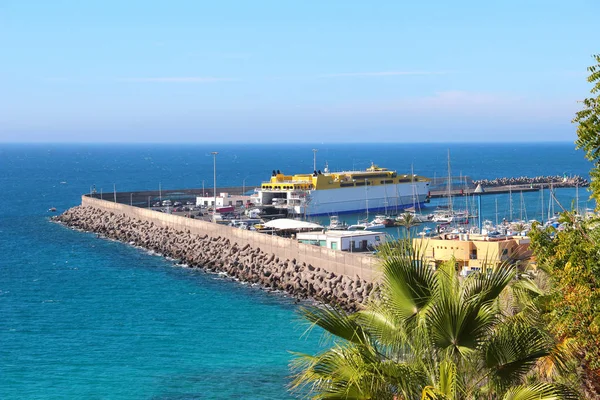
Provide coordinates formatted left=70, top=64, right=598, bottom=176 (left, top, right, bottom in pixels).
left=327, top=215, right=349, bottom=230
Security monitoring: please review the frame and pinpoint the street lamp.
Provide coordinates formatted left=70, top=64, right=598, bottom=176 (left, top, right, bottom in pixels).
left=242, top=176, right=250, bottom=195
left=312, top=148, right=318, bottom=171
left=211, top=151, right=218, bottom=215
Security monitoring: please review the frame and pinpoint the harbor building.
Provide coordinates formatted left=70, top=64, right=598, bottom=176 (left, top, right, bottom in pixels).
left=196, top=192, right=252, bottom=208
left=296, top=230, right=384, bottom=252
left=413, top=234, right=532, bottom=275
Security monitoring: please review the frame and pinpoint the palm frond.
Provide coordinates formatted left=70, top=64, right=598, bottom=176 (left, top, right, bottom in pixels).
left=462, top=264, right=515, bottom=305
left=290, top=344, right=411, bottom=399
left=380, top=250, right=436, bottom=323
left=502, top=383, right=579, bottom=400
left=300, top=305, right=369, bottom=346
left=437, top=359, right=458, bottom=399
left=484, top=323, right=553, bottom=390
left=354, top=308, right=407, bottom=351
left=428, top=289, right=496, bottom=356
left=421, top=386, right=451, bottom=400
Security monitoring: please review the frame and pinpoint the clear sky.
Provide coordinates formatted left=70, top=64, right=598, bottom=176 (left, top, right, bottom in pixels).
left=0, top=0, right=598, bottom=143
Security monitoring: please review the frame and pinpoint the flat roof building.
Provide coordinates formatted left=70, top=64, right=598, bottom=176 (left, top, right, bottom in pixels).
left=413, top=233, right=532, bottom=275
left=297, top=230, right=385, bottom=252
left=196, top=192, right=252, bottom=208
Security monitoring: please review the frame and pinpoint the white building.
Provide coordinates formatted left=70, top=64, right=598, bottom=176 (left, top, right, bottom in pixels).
left=296, top=230, right=385, bottom=252
left=196, top=192, right=252, bottom=208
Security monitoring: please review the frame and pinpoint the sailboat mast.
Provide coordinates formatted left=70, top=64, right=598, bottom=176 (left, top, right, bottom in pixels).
left=464, top=175, right=468, bottom=218
left=548, top=182, right=554, bottom=219
left=576, top=184, right=579, bottom=215
left=519, top=191, right=523, bottom=221
left=383, top=184, right=389, bottom=215
left=495, top=197, right=499, bottom=226
left=447, top=149, right=453, bottom=213
left=541, top=184, right=544, bottom=225
left=394, top=183, right=399, bottom=214
left=365, top=178, right=369, bottom=220
left=411, top=164, right=417, bottom=209
left=509, top=185, right=513, bottom=221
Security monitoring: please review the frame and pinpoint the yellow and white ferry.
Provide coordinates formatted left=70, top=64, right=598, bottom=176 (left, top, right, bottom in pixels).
left=253, top=163, right=430, bottom=216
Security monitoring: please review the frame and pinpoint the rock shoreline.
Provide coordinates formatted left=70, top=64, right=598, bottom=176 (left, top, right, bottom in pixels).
left=53, top=205, right=375, bottom=311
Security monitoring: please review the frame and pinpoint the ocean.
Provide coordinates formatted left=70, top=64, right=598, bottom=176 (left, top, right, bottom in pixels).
left=0, top=142, right=593, bottom=399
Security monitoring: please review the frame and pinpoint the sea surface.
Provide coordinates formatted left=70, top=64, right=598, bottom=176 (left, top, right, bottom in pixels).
left=0, top=142, right=594, bottom=399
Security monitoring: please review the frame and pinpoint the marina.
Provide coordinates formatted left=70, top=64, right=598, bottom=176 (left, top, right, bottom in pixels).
left=88, top=171, right=589, bottom=238
left=5, top=142, right=595, bottom=399
left=52, top=172, right=593, bottom=307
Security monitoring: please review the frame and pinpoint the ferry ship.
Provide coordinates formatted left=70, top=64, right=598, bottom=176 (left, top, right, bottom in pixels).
left=253, top=163, right=430, bottom=216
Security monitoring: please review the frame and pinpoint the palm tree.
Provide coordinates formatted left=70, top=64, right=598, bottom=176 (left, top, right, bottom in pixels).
left=290, top=247, right=577, bottom=399
left=397, top=212, right=419, bottom=236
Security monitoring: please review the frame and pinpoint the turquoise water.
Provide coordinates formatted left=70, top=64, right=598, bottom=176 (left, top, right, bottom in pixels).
left=0, top=143, right=593, bottom=399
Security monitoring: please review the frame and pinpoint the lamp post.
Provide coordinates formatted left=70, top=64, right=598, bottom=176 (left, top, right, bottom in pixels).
left=211, top=151, right=218, bottom=215
left=242, top=176, right=251, bottom=195
left=312, top=148, right=318, bottom=171
left=202, top=180, right=205, bottom=197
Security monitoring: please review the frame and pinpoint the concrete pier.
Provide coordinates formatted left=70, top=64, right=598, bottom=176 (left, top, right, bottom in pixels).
left=430, top=185, right=539, bottom=198
left=53, top=196, right=382, bottom=310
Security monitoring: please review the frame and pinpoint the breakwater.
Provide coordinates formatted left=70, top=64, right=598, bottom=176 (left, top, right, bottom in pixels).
left=54, top=197, right=380, bottom=310
left=473, top=175, right=588, bottom=188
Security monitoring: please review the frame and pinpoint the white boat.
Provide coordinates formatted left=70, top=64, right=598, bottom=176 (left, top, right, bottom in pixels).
left=417, top=226, right=436, bottom=237
left=372, top=214, right=396, bottom=227
left=253, top=161, right=430, bottom=216
left=327, top=215, right=348, bottom=230
left=347, top=219, right=386, bottom=231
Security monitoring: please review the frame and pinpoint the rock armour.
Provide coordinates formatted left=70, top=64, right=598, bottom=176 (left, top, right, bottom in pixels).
left=53, top=206, right=375, bottom=311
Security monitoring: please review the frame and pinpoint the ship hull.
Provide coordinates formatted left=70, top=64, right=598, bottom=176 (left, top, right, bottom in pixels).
left=255, top=169, right=430, bottom=217
left=306, top=202, right=427, bottom=216
left=305, top=181, right=429, bottom=216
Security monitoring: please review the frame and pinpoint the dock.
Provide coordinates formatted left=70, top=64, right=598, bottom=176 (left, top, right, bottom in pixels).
left=430, top=185, right=539, bottom=198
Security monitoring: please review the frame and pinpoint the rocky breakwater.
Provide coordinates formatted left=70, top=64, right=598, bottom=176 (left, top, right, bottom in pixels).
left=474, top=175, right=589, bottom=188
left=53, top=205, right=376, bottom=311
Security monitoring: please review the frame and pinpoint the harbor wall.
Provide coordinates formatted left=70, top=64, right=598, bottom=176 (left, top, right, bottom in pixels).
left=80, top=196, right=380, bottom=282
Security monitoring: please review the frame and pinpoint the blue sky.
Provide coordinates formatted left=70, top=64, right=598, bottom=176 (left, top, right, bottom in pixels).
left=0, top=0, right=597, bottom=143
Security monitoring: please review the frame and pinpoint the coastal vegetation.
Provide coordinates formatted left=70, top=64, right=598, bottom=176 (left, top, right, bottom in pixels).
left=291, top=244, right=577, bottom=399
left=574, top=54, right=600, bottom=204
left=527, top=53, right=600, bottom=397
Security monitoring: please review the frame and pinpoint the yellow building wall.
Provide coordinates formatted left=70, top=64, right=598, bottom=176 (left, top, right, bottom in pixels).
left=413, top=236, right=529, bottom=269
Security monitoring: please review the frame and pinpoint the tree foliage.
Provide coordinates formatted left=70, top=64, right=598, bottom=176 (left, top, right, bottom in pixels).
left=524, top=54, right=600, bottom=397
left=290, top=249, right=577, bottom=399
left=529, top=214, right=600, bottom=396
left=574, top=54, right=600, bottom=206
